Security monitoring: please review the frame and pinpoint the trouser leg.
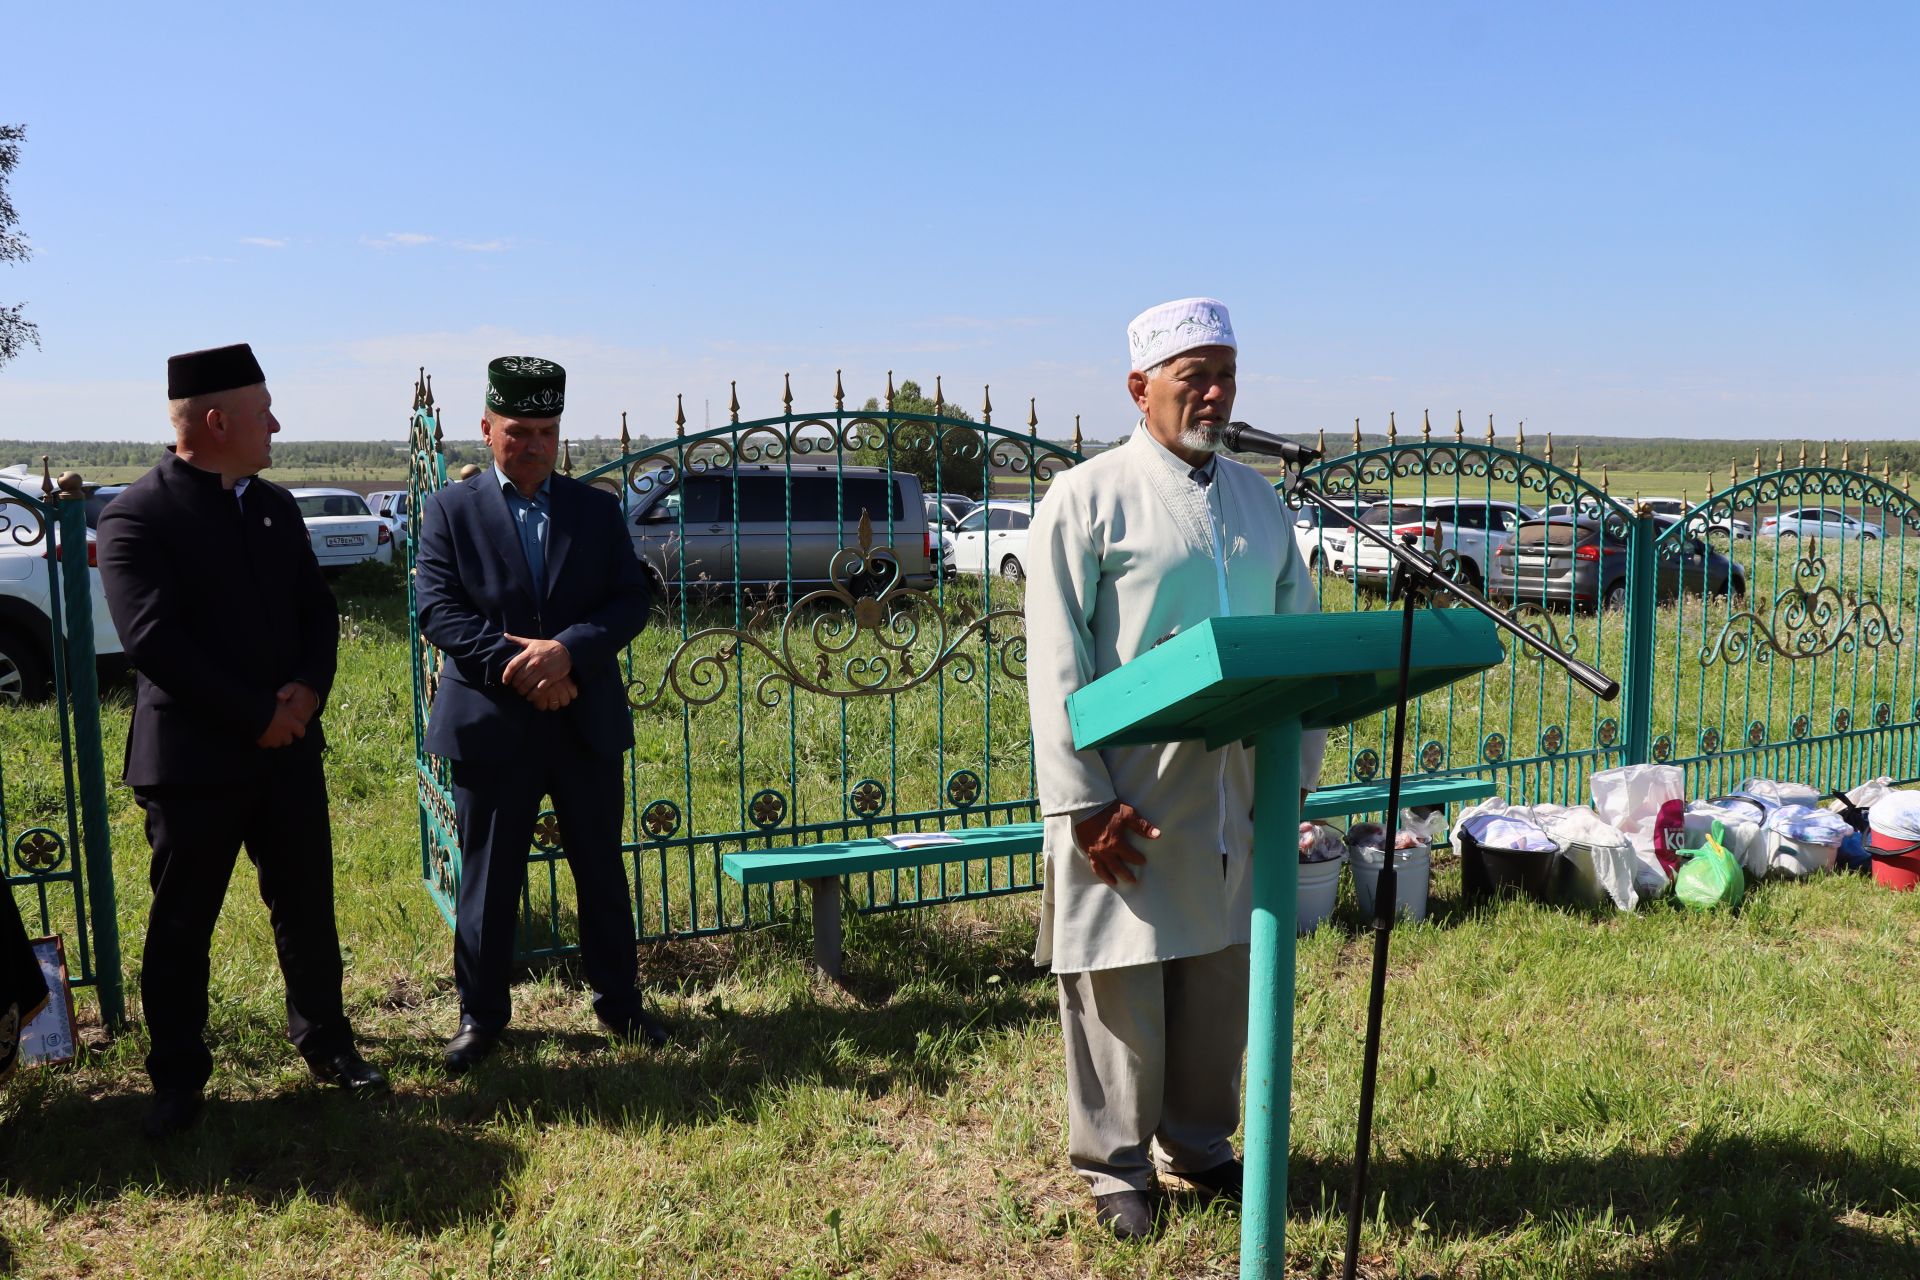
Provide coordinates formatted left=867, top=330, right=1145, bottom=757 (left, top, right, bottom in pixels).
left=244, top=756, right=351, bottom=1060
left=547, top=750, right=638, bottom=1020
left=450, top=760, right=544, bottom=1031
left=1058, top=960, right=1166, bottom=1196
left=135, top=786, right=242, bottom=1093
left=1153, top=942, right=1250, bottom=1176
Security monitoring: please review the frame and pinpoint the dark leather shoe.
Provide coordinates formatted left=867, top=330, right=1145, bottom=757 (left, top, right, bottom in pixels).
left=1092, top=1188, right=1158, bottom=1241
left=600, top=1005, right=670, bottom=1048
left=307, top=1046, right=388, bottom=1091
left=442, top=1026, right=499, bottom=1076
left=142, top=1088, right=203, bottom=1141
left=1179, top=1158, right=1243, bottom=1203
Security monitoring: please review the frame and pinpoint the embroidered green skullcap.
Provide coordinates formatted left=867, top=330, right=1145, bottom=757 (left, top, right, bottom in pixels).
left=485, top=355, right=566, bottom=418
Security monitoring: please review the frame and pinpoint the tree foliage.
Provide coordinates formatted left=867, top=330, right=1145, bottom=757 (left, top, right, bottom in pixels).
left=853, top=379, right=985, bottom=499
left=0, top=123, right=40, bottom=369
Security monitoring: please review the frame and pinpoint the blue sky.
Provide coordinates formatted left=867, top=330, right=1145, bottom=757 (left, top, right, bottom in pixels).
left=1, top=1, right=1914, bottom=444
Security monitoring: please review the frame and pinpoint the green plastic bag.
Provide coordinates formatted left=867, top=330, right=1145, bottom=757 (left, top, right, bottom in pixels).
left=1674, top=818, right=1745, bottom=910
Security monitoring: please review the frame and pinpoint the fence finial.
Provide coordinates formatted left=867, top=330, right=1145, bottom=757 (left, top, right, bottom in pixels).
left=886, top=370, right=895, bottom=410
left=1602, top=464, right=1611, bottom=494
left=1841, top=444, right=1851, bottom=470
left=1072, top=414, right=1083, bottom=454
left=414, top=366, right=427, bottom=411
left=1454, top=409, right=1464, bottom=442
left=933, top=376, right=944, bottom=414
left=39, top=456, right=51, bottom=499
left=1573, top=444, right=1583, bottom=476
left=675, top=394, right=686, bottom=436
left=432, top=416, right=443, bottom=454
left=1883, top=458, right=1893, bottom=483
left=1754, top=448, right=1762, bottom=477
left=1729, top=458, right=1737, bottom=485
left=1544, top=431, right=1553, bottom=464
left=1422, top=409, right=1432, bottom=443
left=620, top=410, right=630, bottom=452
left=729, top=381, right=740, bottom=424
left=1027, top=397, right=1037, bottom=435
left=561, top=437, right=572, bottom=476
left=1388, top=410, right=1397, bottom=443
left=1516, top=420, right=1526, bottom=451
left=1316, top=426, right=1326, bottom=455
left=834, top=369, right=845, bottom=411
left=1906, top=471, right=1912, bottom=495
left=782, top=372, right=793, bottom=415
left=1819, top=442, right=1830, bottom=466
left=981, top=385, right=992, bottom=425
left=1353, top=418, right=1363, bottom=451
left=1485, top=414, right=1496, bottom=445
left=1799, top=442, right=1808, bottom=467
left=1776, top=444, right=1785, bottom=471
left=1862, top=446, right=1871, bottom=474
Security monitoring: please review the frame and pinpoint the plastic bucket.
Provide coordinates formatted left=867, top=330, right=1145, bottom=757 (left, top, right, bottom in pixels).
left=1297, top=857, right=1343, bottom=934
left=1867, top=828, right=1920, bottom=891
left=1349, top=843, right=1430, bottom=922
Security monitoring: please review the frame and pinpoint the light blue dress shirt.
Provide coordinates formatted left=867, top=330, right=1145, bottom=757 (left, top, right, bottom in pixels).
left=494, top=466, right=551, bottom=593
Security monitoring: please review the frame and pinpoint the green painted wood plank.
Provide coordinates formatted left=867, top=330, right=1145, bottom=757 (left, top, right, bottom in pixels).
left=1301, top=776, right=1494, bottom=821
left=722, top=823, right=1044, bottom=885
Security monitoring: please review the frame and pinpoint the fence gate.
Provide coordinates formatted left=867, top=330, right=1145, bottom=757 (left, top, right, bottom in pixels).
left=1, top=469, right=123, bottom=1029
left=1643, top=451, right=1920, bottom=798
left=1294, top=422, right=1639, bottom=807
left=407, top=372, right=1083, bottom=955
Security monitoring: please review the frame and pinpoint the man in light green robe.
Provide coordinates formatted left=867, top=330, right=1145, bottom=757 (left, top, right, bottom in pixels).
left=1024, top=297, right=1327, bottom=1238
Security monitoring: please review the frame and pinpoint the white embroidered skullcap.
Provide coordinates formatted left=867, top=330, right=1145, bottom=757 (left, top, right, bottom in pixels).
left=1127, top=297, right=1236, bottom=372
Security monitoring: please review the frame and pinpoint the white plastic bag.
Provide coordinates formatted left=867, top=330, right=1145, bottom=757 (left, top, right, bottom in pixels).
left=1834, top=776, right=1894, bottom=813
left=1530, top=803, right=1639, bottom=910
left=1731, top=777, right=1821, bottom=812
left=1589, top=764, right=1685, bottom=894
left=1685, top=801, right=1769, bottom=880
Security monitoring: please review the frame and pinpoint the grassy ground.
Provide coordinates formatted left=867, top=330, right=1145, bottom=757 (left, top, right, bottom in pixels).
left=6, top=573, right=1920, bottom=1278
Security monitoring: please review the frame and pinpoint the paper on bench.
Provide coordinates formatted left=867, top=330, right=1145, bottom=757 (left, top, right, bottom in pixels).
left=881, top=832, right=963, bottom=850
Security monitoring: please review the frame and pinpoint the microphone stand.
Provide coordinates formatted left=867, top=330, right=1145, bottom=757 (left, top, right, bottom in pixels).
left=1278, top=469, right=1618, bottom=1280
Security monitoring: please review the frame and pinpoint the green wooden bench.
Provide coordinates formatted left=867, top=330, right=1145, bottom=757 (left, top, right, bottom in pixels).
left=722, top=774, right=1495, bottom=977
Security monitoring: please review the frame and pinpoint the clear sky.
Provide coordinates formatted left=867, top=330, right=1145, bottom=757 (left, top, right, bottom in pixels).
left=1, top=1, right=1914, bottom=445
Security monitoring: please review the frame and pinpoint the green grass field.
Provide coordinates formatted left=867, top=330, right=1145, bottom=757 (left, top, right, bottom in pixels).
left=5, top=568, right=1920, bottom=1278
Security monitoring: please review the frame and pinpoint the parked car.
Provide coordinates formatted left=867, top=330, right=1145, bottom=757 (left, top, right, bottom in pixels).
left=0, top=478, right=125, bottom=702
left=1640, top=496, right=1751, bottom=540
left=923, top=491, right=977, bottom=576
left=1489, top=515, right=1745, bottom=612
left=1349, top=498, right=1537, bottom=592
left=1291, top=499, right=1375, bottom=573
left=1760, top=507, right=1882, bottom=542
left=625, top=463, right=936, bottom=596
left=947, top=499, right=1037, bottom=580
left=365, top=488, right=410, bottom=549
left=288, top=488, right=395, bottom=572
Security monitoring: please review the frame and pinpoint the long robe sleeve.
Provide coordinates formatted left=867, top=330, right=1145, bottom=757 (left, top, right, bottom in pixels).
left=1024, top=480, right=1118, bottom=818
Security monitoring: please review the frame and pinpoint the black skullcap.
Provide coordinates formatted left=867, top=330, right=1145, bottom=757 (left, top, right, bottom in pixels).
left=167, top=343, right=266, bottom=399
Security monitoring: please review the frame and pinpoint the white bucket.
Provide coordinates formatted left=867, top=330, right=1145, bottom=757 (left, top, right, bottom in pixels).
left=1297, top=856, right=1344, bottom=934
left=1348, top=843, right=1431, bottom=923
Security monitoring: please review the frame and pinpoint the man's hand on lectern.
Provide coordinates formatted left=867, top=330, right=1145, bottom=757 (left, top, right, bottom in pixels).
left=1073, top=801, right=1158, bottom=887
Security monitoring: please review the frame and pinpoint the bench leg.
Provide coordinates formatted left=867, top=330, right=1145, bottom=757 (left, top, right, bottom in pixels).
left=807, top=876, right=843, bottom=979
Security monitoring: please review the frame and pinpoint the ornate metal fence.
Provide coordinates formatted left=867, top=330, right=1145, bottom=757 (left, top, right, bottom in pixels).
left=407, top=380, right=1920, bottom=955
left=1, top=468, right=123, bottom=1027
left=408, top=373, right=1082, bottom=951
left=1645, top=448, right=1920, bottom=798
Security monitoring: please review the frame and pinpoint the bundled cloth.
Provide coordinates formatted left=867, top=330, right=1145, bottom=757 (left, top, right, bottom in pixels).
left=1729, top=777, right=1821, bottom=813
left=1764, top=803, right=1852, bottom=877
left=1684, top=801, right=1770, bottom=880
left=1452, top=797, right=1640, bottom=910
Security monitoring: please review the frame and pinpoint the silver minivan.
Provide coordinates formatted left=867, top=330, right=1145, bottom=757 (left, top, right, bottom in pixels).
left=626, top=463, right=936, bottom=596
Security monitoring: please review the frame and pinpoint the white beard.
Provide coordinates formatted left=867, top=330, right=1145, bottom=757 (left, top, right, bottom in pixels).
left=1177, top=422, right=1225, bottom=454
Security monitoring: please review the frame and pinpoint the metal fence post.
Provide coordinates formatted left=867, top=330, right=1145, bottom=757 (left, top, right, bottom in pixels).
left=1620, top=509, right=1658, bottom=766
left=56, top=481, right=124, bottom=1030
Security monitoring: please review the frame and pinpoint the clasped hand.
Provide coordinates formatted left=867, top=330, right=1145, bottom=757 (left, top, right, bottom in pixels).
left=255, top=681, right=319, bottom=749
left=1072, top=800, right=1160, bottom=887
left=503, top=633, right=577, bottom=711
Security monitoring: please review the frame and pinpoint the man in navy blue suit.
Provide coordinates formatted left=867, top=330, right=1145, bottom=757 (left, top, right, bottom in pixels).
left=414, top=355, right=663, bottom=1074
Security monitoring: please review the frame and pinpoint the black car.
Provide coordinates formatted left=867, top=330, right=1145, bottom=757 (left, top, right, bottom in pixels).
left=1489, top=515, right=1745, bottom=612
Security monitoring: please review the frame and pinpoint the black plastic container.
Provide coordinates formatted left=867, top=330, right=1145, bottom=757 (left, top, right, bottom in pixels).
left=1459, top=828, right=1563, bottom=902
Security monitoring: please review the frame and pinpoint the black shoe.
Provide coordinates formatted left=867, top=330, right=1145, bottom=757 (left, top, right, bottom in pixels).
left=306, top=1046, right=388, bottom=1092
left=1092, top=1188, right=1158, bottom=1241
left=142, top=1088, right=203, bottom=1141
left=442, top=1026, right=499, bottom=1077
left=600, top=1005, right=670, bottom=1048
left=1179, top=1158, right=1243, bottom=1203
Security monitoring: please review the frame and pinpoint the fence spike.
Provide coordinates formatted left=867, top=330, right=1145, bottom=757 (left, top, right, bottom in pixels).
left=1072, top=415, right=1083, bottom=454
left=1841, top=444, right=1851, bottom=469
left=1516, top=419, right=1526, bottom=452
left=1573, top=444, right=1583, bottom=476
left=782, top=372, right=793, bottom=414
left=1862, top=446, right=1871, bottom=473
left=414, top=366, right=426, bottom=411
left=432, top=417, right=444, bottom=453
left=620, top=411, right=630, bottom=452
left=1799, top=442, right=1808, bottom=467
left=1454, top=409, right=1464, bottom=442
left=561, top=437, right=573, bottom=475
left=934, top=375, right=944, bottom=413
left=1316, top=426, right=1326, bottom=455
left=675, top=394, right=686, bottom=436
left=729, top=381, right=740, bottom=424
left=886, top=370, right=895, bottom=410
left=1883, top=458, right=1893, bottom=483
left=834, top=369, right=845, bottom=411
left=1776, top=444, right=1786, bottom=471
left=1422, top=409, right=1431, bottom=442
left=1754, top=448, right=1762, bottom=477
left=1905, top=471, right=1912, bottom=494
left=1485, top=414, right=1496, bottom=444
left=1602, top=464, right=1611, bottom=493
left=1388, top=410, right=1397, bottom=443
left=1353, top=418, right=1363, bottom=451
left=1544, top=431, right=1554, bottom=464
left=1729, top=458, right=1737, bottom=484
left=39, top=456, right=52, bottom=498
left=1027, top=397, right=1037, bottom=435
left=981, top=385, right=992, bottom=425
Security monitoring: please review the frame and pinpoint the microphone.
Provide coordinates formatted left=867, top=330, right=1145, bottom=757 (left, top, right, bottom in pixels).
left=1220, top=422, right=1322, bottom=466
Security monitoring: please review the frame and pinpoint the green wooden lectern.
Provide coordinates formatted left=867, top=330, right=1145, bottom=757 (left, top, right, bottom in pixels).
left=1067, top=610, right=1504, bottom=1279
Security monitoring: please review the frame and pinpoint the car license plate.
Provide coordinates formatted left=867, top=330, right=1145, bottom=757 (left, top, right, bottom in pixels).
left=325, top=535, right=363, bottom=547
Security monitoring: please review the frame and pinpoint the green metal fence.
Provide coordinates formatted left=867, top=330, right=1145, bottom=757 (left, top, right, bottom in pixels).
left=1, top=469, right=123, bottom=1028
left=408, top=373, right=1082, bottom=951
left=407, top=384, right=1920, bottom=954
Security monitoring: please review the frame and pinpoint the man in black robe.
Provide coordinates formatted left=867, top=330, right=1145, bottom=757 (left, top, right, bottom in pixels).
left=97, top=342, right=385, bottom=1140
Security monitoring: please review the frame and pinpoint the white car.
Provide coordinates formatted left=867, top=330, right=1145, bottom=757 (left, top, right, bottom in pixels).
left=1640, top=496, right=1750, bottom=540
left=0, top=531, right=123, bottom=702
left=1291, top=499, right=1374, bottom=573
left=365, top=488, right=410, bottom=549
left=1349, top=498, right=1537, bottom=591
left=289, top=488, right=395, bottom=572
left=947, top=500, right=1036, bottom=580
left=1760, top=507, right=1882, bottom=542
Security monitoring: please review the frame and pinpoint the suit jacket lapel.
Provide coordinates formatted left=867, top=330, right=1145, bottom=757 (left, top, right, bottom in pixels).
left=475, top=474, right=540, bottom=608
left=543, top=477, right=576, bottom=600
